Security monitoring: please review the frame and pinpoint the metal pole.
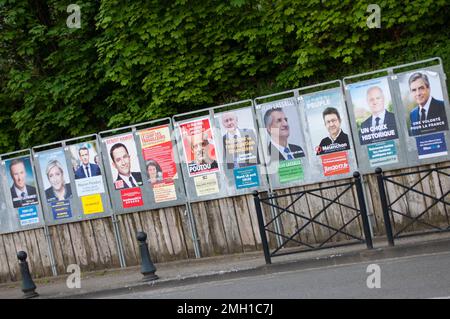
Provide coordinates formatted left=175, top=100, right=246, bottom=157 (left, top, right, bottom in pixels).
left=354, top=172, right=373, bottom=249
left=111, top=214, right=126, bottom=267
left=185, top=202, right=201, bottom=258
left=253, top=191, right=271, bottom=264
left=375, top=168, right=395, bottom=246
left=43, top=225, right=58, bottom=276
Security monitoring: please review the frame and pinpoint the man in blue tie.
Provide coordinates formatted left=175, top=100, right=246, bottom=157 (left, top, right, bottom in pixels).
left=74, top=146, right=102, bottom=179
left=9, top=158, right=38, bottom=208
left=408, top=72, right=448, bottom=136
left=264, top=107, right=305, bottom=163
left=359, top=86, right=398, bottom=145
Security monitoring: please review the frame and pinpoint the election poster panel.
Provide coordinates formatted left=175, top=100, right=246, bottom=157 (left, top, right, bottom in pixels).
left=304, top=89, right=352, bottom=155
left=215, top=108, right=260, bottom=190
left=260, top=99, right=306, bottom=184
left=68, top=141, right=105, bottom=197
left=398, top=70, right=448, bottom=137
left=104, top=134, right=143, bottom=191
left=4, top=156, right=39, bottom=209
left=303, top=89, right=351, bottom=177
left=138, top=125, right=178, bottom=203
left=348, top=77, right=399, bottom=146
left=104, top=133, right=144, bottom=209
left=37, top=149, right=73, bottom=220
left=179, top=117, right=220, bottom=178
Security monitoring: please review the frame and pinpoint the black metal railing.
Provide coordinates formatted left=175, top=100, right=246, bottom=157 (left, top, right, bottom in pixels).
left=376, top=166, right=450, bottom=246
left=253, top=172, right=373, bottom=264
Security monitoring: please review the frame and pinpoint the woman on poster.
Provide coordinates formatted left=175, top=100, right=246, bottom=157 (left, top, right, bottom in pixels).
left=45, top=159, right=72, bottom=201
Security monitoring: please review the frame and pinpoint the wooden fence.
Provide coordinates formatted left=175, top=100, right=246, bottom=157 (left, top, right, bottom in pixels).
left=0, top=161, right=449, bottom=283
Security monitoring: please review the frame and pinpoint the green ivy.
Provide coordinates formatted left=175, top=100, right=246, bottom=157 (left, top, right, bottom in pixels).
left=0, top=0, right=449, bottom=152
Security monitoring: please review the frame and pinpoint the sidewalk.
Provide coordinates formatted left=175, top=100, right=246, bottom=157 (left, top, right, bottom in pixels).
left=1, top=232, right=449, bottom=299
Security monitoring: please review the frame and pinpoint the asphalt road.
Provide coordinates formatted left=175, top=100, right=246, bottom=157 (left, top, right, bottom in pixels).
left=103, top=251, right=450, bottom=299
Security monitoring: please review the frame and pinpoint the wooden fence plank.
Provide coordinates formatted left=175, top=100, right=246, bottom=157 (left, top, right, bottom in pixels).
left=90, top=219, right=111, bottom=268
left=152, top=209, right=175, bottom=262
left=117, top=214, right=139, bottom=266
left=403, top=167, right=428, bottom=233
left=48, top=225, right=66, bottom=274
left=101, top=217, right=121, bottom=267
left=219, top=197, right=243, bottom=254
left=2, top=234, right=18, bottom=281
left=79, top=220, right=100, bottom=271
left=320, top=181, right=347, bottom=243
left=364, top=173, right=384, bottom=236
left=191, top=202, right=214, bottom=257
left=163, top=207, right=188, bottom=259
left=139, top=210, right=161, bottom=263
left=289, top=186, right=316, bottom=245
left=304, top=183, right=330, bottom=244
left=232, top=196, right=257, bottom=252
left=204, top=199, right=229, bottom=255
left=32, top=228, right=53, bottom=277
left=0, top=236, right=12, bottom=282
left=68, top=222, right=89, bottom=270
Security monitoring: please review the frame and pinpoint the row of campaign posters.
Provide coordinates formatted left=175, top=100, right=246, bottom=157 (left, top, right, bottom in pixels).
left=2, top=141, right=106, bottom=227
left=1, top=68, right=448, bottom=227
left=102, top=126, right=179, bottom=210
left=348, top=69, right=448, bottom=165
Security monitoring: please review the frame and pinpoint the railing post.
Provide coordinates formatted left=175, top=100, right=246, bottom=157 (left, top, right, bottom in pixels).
left=376, top=168, right=395, bottom=246
left=354, top=172, right=373, bottom=249
left=253, top=191, right=272, bottom=264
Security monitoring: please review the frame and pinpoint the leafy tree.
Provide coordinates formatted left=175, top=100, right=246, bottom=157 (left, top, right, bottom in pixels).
left=0, top=0, right=448, bottom=153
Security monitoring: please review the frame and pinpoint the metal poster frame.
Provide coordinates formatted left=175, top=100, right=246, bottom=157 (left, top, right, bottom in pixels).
left=343, top=57, right=450, bottom=174
left=172, top=100, right=269, bottom=204
left=0, top=149, right=45, bottom=234
left=254, top=80, right=358, bottom=192
left=32, top=134, right=113, bottom=226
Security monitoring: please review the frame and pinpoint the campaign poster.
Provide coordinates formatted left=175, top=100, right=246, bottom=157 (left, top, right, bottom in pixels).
left=138, top=125, right=177, bottom=203
left=104, top=133, right=143, bottom=190
left=179, top=117, right=220, bottom=177
left=415, top=133, right=448, bottom=159
left=68, top=141, right=105, bottom=196
left=193, top=174, right=220, bottom=196
left=347, top=77, right=399, bottom=145
left=321, top=151, right=350, bottom=177
left=303, top=89, right=352, bottom=155
left=367, top=141, right=399, bottom=167
left=260, top=98, right=306, bottom=165
left=81, top=194, right=104, bottom=215
left=120, top=187, right=144, bottom=208
left=278, top=159, right=303, bottom=184
left=50, top=200, right=72, bottom=220
left=18, top=205, right=39, bottom=226
left=4, top=156, right=39, bottom=208
left=215, top=108, right=260, bottom=171
left=398, top=70, right=448, bottom=136
left=233, top=166, right=260, bottom=189
left=37, top=149, right=73, bottom=203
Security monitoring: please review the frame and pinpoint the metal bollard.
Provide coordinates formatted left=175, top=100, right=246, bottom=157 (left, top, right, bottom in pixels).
left=136, top=232, right=159, bottom=282
left=17, top=251, right=39, bottom=299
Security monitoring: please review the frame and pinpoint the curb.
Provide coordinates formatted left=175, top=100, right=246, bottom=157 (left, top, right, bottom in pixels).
left=50, top=237, right=450, bottom=299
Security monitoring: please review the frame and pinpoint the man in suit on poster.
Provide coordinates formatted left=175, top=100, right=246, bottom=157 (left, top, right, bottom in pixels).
left=264, top=107, right=305, bottom=162
left=361, top=86, right=398, bottom=133
left=109, top=143, right=143, bottom=189
left=408, top=72, right=448, bottom=135
left=74, top=146, right=101, bottom=179
left=9, top=159, right=38, bottom=208
left=221, top=111, right=259, bottom=169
